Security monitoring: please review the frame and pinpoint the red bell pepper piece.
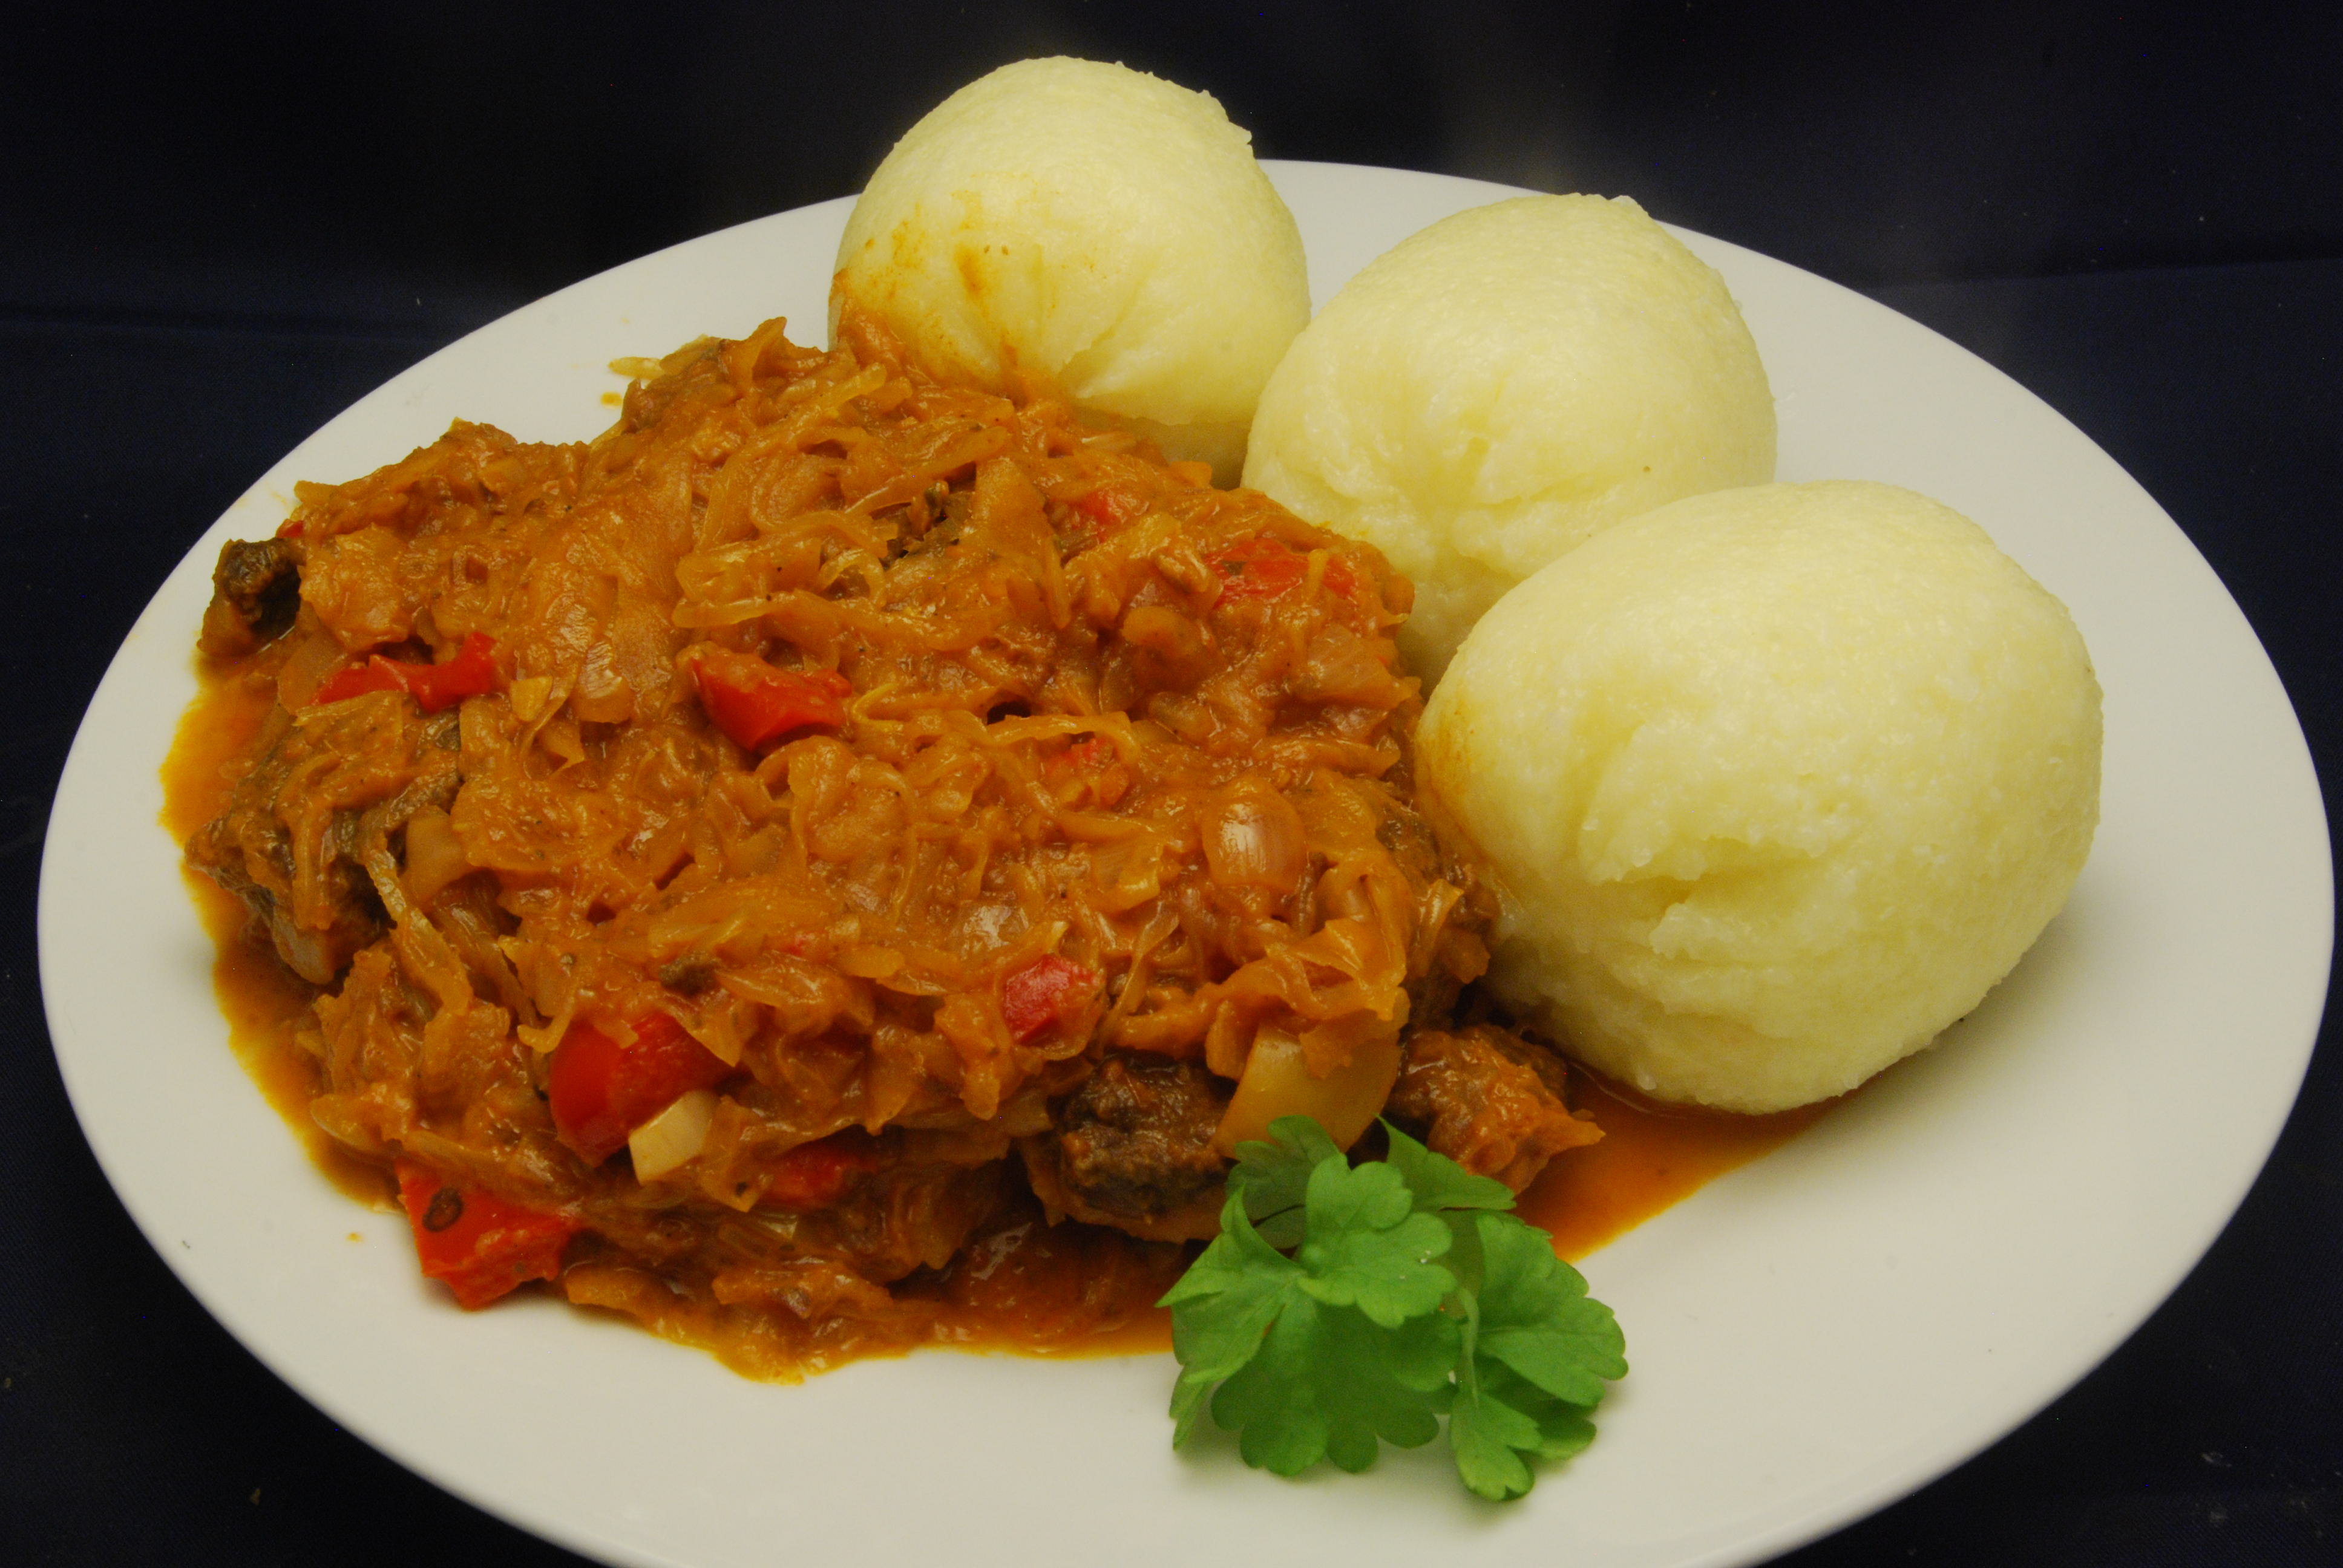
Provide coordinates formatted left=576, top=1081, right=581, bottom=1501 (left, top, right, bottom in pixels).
left=1211, top=537, right=1363, bottom=604
left=764, top=1135, right=880, bottom=1210
left=398, top=632, right=500, bottom=710
left=692, top=647, right=853, bottom=751
left=548, top=1013, right=733, bottom=1166
left=1001, top=954, right=1100, bottom=1043
left=312, top=632, right=500, bottom=713
left=310, top=661, right=405, bottom=706
left=1069, top=486, right=1145, bottom=538
left=393, top=1159, right=580, bottom=1310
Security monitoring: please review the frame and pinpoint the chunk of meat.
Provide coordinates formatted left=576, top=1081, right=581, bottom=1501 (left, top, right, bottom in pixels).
left=1023, top=1053, right=1230, bottom=1241
left=197, top=538, right=302, bottom=658
left=187, top=805, right=383, bottom=986
left=185, top=691, right=455, bottom=985
left=1385, top=1026, right=1601, bottom=1192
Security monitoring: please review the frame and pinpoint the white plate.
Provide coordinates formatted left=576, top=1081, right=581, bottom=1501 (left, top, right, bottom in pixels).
left=39, top=164, right=2332, bottom=1568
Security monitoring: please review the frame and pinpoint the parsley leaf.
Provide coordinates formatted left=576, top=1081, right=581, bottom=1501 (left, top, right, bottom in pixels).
left=1212, top=1292, right=1455, bottom=1472
left=1472, top=1210, right=1627, bottom=1406
left=1162, top=1180, right=1453, bottom=1463
left=1292, top=1155, right=1455, bottom=1326
left=1449, top=1353, right=1599, bottom=1501
left=1445, top=1214, right=1625, bottom=1500
left=1161, top=1194, right=1300, bottom=1446
left=1383, top=1120, right=1516, bottom=1218
left=1162, top=1116, right=1627, bottom=1503
left=1227, top=1115, right=1343, bottom=1247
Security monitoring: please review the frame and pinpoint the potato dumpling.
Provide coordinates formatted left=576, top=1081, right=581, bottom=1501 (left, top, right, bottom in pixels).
left=831, top=57, right=1309, bottom=482
left=1245, top=194, right=1775, bottom=681
left=1418, top=481, right=2101, bottom=1113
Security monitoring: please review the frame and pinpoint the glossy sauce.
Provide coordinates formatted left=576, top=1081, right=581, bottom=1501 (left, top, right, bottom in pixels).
left=1529, top=1074, right=1835, bottom=1261
left=161, top=664, right=387, bottom=1207
left=163, top=656, right=1828, bottom=1362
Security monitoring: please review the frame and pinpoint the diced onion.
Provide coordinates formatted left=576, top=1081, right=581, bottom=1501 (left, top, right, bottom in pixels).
left=1202, top=784, right=1308, bottom=892
left=628, top=1089, right=717, bottom=1181
left=400, top=808, right=471, bottom=907
left=571, top=641, right=636, bottom=724
left=1213, top=1024, right=1401, bottom=1154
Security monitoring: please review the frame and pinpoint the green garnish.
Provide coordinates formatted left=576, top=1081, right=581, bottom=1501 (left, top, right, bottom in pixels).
left=1159, top=1116, right=1627, bottom=1501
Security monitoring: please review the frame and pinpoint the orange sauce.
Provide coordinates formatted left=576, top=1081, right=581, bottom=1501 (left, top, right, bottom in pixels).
left=920, top=1201, right=1188, bottom=1359
left=1527, top=1074, right=1835, bottom=1260
left=161, top=658, right=1835, bottom=1364
left=160, top=662, right=390, bottom=1207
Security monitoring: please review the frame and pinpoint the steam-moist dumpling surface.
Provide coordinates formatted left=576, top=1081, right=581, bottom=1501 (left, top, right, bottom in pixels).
left=1245, top=194, right=1775, bottom=680
left=1418, top=481, right=2102, bottom=1113
left=831, top=57, right=1309, bottom=481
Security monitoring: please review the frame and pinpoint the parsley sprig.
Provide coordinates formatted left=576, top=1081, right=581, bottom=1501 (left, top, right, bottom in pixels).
left=1159, top=1116, right=1627, bottom=1501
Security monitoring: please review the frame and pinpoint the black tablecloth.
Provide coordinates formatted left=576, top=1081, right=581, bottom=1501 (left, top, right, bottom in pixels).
left=5, top=7, right=2339, bottom=1564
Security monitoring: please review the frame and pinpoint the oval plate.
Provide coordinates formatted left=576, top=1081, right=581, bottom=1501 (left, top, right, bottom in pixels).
left=39, top=164, right=2331, bottom=1568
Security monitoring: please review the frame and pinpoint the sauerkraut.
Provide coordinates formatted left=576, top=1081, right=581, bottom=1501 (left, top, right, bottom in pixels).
left=184, top=311, right=1596, bottom=1374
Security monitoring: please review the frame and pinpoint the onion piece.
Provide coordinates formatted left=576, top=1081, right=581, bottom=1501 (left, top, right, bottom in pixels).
left=400, top=808, right=471, bottom=907
left=628, top=1089, right=718, bottom=1181
left=1212, top=1024, right=1401, bottom=1155
left=1202, top=783, right=1308, bottom=893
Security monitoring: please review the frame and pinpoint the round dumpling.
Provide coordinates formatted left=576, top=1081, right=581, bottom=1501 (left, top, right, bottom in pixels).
left=831, top=57, right=1309, bottom=483
left=1245, top=194, right=1775, bottom=681
left=1417, top=480, right=2101, bottom=1113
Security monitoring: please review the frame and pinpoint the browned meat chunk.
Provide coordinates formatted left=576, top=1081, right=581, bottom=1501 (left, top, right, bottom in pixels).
left=1386, top=1025, right=1601, bottom=1192
left=185, top=693, right=456, bottom=985
left=1023, top=1053, right=1230, bottom=1241
left=188, top=805, right=383, bottom=986
left=198, top=537, right=302, bottom=658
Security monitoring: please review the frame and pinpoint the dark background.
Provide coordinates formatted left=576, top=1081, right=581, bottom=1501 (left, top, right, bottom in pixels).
left=5, top=2, right=2339, bottom=1563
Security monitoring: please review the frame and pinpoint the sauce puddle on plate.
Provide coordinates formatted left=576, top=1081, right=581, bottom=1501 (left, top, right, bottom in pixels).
left=1527, top=1074, right=1834, bottom=1261
left=163, top=656, right=1830, bottom=1361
